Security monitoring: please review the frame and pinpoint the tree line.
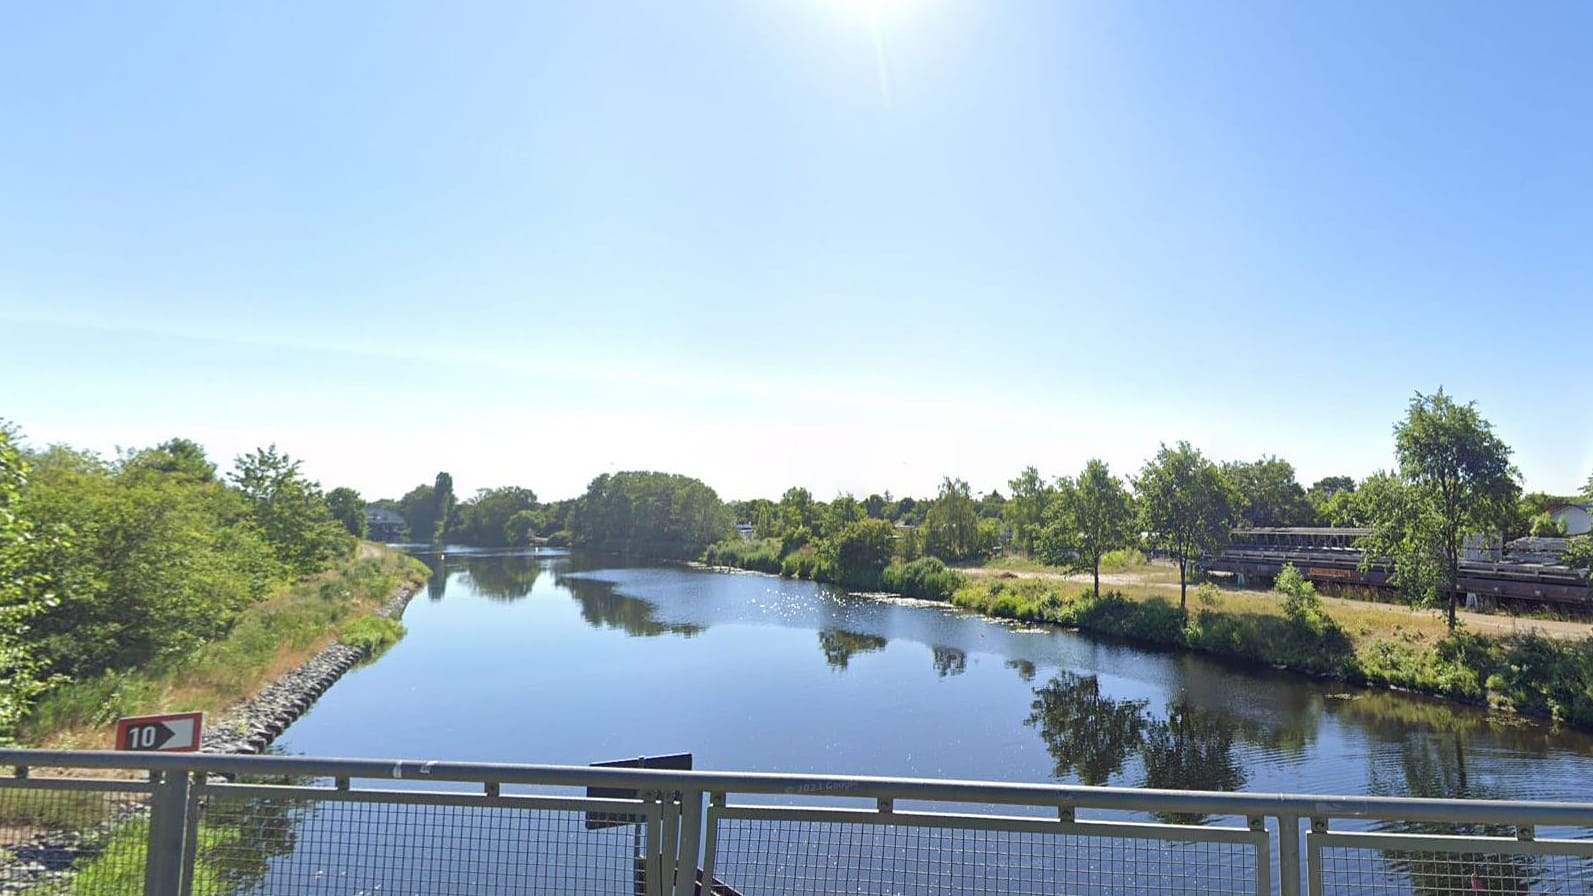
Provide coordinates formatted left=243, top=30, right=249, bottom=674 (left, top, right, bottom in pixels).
left=0, top=425, right=358, bottom=742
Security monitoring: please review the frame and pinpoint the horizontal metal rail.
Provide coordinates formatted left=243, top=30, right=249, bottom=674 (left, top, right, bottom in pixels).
left=5, top=749, right=1593, bottom=896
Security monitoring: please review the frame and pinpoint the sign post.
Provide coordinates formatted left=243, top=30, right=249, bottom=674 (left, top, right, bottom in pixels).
left=115, top=711, right=204, bottom=753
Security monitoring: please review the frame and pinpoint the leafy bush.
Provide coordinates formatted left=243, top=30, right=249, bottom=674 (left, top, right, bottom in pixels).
left=701, top=538, right=782, bottom=574
left=780, top=548, right=832, bottom=581
left=881, top=557, right=965, bottom=601
left=1274, top=563, right=1326, bottom=632
left=339, top=616, right=406, bottom=659
left=1099, top=547, right=1146, bottom=573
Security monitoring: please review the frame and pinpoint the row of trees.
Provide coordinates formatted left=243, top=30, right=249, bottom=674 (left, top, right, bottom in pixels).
left=0, top=426, right=357, bottom=741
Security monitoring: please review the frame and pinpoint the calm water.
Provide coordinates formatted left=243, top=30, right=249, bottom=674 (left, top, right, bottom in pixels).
left=218, top=549, right=1593, bottom=894
left=277, top=548, right=1593, bottom=802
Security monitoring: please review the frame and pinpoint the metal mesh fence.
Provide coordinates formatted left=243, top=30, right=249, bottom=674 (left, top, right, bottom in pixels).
left=195, top=790, right=649, bottom=896
left=1313, top=837, right=1593, bottom=895
left=708, top=815, right=1264, bottom=895
left=0, top=779, right=151, bottom=895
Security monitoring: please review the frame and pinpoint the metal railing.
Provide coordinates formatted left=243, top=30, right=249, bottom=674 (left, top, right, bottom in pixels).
left=4, top=749, right=1592, bottom=895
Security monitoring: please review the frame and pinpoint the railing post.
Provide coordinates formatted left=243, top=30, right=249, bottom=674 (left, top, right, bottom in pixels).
left=1277, top=814, right=1302, bottom=896
left=673, top=789, right=705, bottom=896
left=143, top=769, right=194, bottom=896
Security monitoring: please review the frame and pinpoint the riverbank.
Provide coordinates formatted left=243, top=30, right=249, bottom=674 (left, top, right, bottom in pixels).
left=950, top=572, right=1593, bottom=730
left=22, top=544, right=429, bottom=749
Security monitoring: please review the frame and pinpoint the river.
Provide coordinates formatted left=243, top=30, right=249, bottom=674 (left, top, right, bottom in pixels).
left=276, top=548, right=1593, bottom=804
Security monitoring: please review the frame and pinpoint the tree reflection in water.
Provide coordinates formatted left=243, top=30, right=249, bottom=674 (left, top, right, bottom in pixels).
left=556, top=573, right=703, bottom=638
left=818, top=629, right=887, bottom=670
left=1139, top=697, right=1247, bottom=823
left=1024, top=672, right=1248, bottom=822
left=420, top=552, right=447, bottom=601
left=1005, top=659, right=1037, bottom=682
left=1025, top=671, right=1147, bottom=786
left=1369, top=729, right=1538, bottom=894
left=194, top=765, right=313, bottom=895
left=461, top=553, right=542, bottom=601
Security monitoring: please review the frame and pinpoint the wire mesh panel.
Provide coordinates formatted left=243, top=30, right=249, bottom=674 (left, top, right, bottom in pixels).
left=1308, top=830, right=1593, bottom=895
left=0, top=778, right=153, bottom=895
left=195, top=786, right=659, bottom=896
left=705, top=806, right=1268, bottom=896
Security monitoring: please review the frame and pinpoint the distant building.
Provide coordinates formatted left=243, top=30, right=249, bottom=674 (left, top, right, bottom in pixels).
left=734, top=522, right=756, bottom=541
left=365, top=506, right=407, bottom=542
left=1547, top=503, right=1592, bottom=537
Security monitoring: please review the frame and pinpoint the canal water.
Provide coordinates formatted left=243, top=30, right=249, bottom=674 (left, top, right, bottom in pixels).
left=279, top=548, right=1593, bottom=803
left=226, top=548, right=1593, bottom=893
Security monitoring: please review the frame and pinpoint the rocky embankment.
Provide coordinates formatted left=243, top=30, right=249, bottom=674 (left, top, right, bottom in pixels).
left=200, top=582, right=418, bottom=755
left=2, top=581, right=420, bottom=894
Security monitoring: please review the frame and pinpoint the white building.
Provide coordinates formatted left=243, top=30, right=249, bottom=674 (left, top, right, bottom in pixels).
left=1548, top=502, right=1592, bottom=536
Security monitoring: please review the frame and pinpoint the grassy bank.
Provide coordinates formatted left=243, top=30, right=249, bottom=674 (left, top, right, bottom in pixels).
left=22, top=544, right=429, bottom=748
left=952, top=575, right=1593, bottom=729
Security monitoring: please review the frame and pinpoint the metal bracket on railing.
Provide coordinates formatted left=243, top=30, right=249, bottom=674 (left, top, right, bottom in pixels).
left=1310, top=817, right=1328, bottom=833
left=1058, top=805, right=1075, bottom=822
left=11, top=765, right=26, bottom=780
left=1247, top=816, right=1265, bottom=833
left=335, top=776, right=350, bottom=792
left=877, top=797, right=894, bottom=815
left=484, top=781, right=500, bottom=798
left=1517, top=824, right=1535, bottom=841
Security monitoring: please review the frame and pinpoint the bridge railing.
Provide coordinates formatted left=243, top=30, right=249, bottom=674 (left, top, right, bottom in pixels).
left=4, top=749, right=1592, bottom=895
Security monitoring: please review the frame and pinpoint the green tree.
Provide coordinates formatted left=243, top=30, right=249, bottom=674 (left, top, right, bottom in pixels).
left=822, top=519, right=897, bottom=589
left=569, top=471, right=733, bottom=560
left=230, top=445, right=350, bottom=576
left=450, top=486, right=538, bottom=546
left=824, top=494, right=865, bottom=536
left=1223, top=456, right=1314, bottom=528
left=778, top=487, right=818, bottom=536
left=432, top=472, right=457, bottom=543
left=120, top=437, right=218, bottom=484
left=326, top=487, right=367, bottom=538
left=1363, top=390, right=1520, bottom=631
left=504, top=509, right=539, bottom=546
left=397, top=483, right=436, bottom=543
left=1005, top=466, right=1052, bottom=558
left=922, top=477, right=980, bottom=561
left=1135, top=442, right=1236, bottom=612
left=0, top=425, right=55, bottom=742
left=1039, top=459, right=1134, bottom=597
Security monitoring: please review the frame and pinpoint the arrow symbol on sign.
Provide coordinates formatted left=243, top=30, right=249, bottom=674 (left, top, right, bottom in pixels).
left=148, top=722, right=175, bottom=749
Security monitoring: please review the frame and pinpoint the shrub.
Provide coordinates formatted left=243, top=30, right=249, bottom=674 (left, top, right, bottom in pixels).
left=881, top=557, right=965, bottom=602
left=1099, top=547, right=1146, bottom=573
left=339, top=616, right=406, bottom=659
left=701, top=538, right=782, bottom=574
left=1274, top=563, right=1325, bottom=632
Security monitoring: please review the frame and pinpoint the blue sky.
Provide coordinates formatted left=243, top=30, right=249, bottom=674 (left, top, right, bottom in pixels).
left=3, top=1, right=1589, bottom=501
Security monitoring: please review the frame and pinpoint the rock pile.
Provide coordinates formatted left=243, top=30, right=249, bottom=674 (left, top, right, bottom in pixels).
left=200, top=582, right=418, bottom=755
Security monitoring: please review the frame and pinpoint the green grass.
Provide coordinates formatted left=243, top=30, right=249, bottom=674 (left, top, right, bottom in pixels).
left=951, top=576, right=1593, bottom=729
left=23, top=545, right=428, bottom=747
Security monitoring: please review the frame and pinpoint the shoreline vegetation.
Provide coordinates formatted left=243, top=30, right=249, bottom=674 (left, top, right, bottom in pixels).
left=702, top=543, right=1593, bottom=730
left=24, top=544, right=427, bottom=749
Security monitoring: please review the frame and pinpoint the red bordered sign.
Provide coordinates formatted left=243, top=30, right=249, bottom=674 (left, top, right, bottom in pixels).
left=115, top=712, right=204, bottom=752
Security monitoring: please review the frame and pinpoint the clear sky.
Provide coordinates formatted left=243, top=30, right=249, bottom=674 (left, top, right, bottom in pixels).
left=3, top=1, right=1589, bottom=502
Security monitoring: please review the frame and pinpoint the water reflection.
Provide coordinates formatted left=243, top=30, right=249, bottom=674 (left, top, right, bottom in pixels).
left=931, top=645, right=967, bottom=678
left=557, top=573, right=703, bottom=638
left=1024, top=673, right=1248, bottom=821
left=1006, top=659, right=1037, bottom=682
left=460, top=553, right=543, bottom=601
left=1140, top=698, right=1247, bottom=822
left=1025, top=672, right=1147, bottom=786
left=1368, top=729, right=1539, bottom=894
left=417, top=552, right=447, bottom=600
left=818, top=629, right=887, bottom=670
